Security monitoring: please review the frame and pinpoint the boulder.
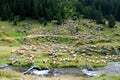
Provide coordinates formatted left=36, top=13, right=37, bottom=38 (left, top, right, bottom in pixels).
left=86, top=64, right=94, bottom=71
left=22, top=66, right=54, bottom=76
left=81, top=69, right=100, bottom=77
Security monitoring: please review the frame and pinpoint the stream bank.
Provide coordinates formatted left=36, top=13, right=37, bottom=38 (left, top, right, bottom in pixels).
left=0, top=62, right=120, bottom=77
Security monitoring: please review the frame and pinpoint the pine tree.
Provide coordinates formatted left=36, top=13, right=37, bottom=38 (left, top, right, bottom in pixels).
left=95, top=10, right=105, bottom=24
left=115, top=4, right=120, bottom=20
left=1, top=4, right=8, bottom=21
left=33, top=5, right=39, bottom=19
left=108, top=15, right=116, bottom=28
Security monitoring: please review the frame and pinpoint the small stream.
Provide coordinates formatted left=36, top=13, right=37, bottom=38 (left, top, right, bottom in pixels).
left=0, top=62, right=120, bottom=77
left=55, top=67, right=86, bottom=77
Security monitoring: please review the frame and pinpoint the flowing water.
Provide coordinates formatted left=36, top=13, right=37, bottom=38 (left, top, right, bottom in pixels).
left=0, top=62, right=120, bottom=77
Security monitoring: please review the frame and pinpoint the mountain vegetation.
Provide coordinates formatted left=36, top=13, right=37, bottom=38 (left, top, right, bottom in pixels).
left=0, top=0, right=120, bottom=80
left=0, top=0, right=119, bottom=26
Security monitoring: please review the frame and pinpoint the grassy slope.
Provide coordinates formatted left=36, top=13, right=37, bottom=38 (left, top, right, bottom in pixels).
left=0, top=19, right=120, bottom=79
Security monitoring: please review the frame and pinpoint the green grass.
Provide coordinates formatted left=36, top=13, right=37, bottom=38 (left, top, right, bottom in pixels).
left=0, top=46, right=17, bottom=64
left=0, top=72, right=119, bottom=80
left=0, top=19, right=120, bottom=80
left=0, top=70, right=21, bottom=78
left=0, top=21, right=12, bottom=27
left=12, top=32, right=26, bottom=37
left=93, top=75, right=120, bottom=80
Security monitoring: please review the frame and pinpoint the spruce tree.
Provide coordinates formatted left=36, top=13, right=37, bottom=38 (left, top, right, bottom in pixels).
left=95, top=11, right=104, bottom=24
left=1, top=4, right=8, bottom=21
left=108, top=15, right=116, bottom=28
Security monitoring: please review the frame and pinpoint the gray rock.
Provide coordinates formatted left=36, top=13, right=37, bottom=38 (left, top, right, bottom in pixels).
left=81, top=69, right=100, bottom=77
left=102, top=46, right=112, bottom=50
left=8, top=56, right=16, bottom=61
left=0, top=64, right=8, bottom=69
left=114, top=48, right=120, bottom=55
left=96, top=27, right=104, bottom=31
left=87, top=35, right=93, bottom=39
left=86, top=46, right=92, bottom=50
left=97, top=49, right=105, bottom=54
left=18, top=78, right=23, bottom=80
left=86, top=64, right=94, bottom=71
left=22, top=66, right=51, bottom=76
left=115, top=32, right=120, bottom=36
left=0, top=64, right=19, bottom=70
left=52, top=69, right=60, bottom=77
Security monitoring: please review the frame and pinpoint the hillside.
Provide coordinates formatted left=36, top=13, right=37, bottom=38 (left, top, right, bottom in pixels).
left=0, top=0, right=120, bottom=80
left=0, top=19, right=120, bottom=79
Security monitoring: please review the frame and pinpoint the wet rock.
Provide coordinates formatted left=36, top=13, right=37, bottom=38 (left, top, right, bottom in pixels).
left=0, top=64, right=9, bottom=69
left=22, top=66, right=52, bottom=76
left=81, top=69, right=100, bottom=77
left=86, top=64, right=94, bottom=71
left=0, top=64, right=19, bottom=70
